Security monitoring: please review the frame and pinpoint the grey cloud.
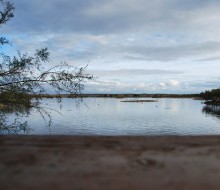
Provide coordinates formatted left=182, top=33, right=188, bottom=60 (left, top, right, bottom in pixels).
left=9, top=0, right=96, bottom=33
left=90, top=69, right=184, bottom=76
left=194, top=56, right=220, bottom=62
left=123, top=55, right=148, bottom=61
left=61, top=36, right=220, bottom=62
left=5, top=0, right=220, bottom=63
left=123, top=41, right=220, bottom=61
left=191, top=82, right=220, bottom=89
left=3, top=0, right=220, bottom=94
left=6, top=0, right=220, bottom=34
left=83, top=40, right=220, bottom=62
left=49, top=37, right=220, bottom=62
left=8, top=29, right=220, bottom=63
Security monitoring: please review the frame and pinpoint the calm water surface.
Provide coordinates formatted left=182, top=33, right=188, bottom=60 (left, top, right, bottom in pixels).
left=4, top=98, right=220, bottom=135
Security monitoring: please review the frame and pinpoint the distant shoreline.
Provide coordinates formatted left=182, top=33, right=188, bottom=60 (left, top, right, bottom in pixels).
left=31, top=93, right=200, bottom=99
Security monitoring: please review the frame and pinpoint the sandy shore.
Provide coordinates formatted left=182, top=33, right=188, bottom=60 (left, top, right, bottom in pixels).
left=1, top=135, right=220, bottom=190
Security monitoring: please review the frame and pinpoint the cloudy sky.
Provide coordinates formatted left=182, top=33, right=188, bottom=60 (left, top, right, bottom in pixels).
left=2, top=0, right=220, bottom=93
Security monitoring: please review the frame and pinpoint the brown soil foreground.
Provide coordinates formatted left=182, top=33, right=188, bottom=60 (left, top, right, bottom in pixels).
left=1, top=135, right=220, bottom=190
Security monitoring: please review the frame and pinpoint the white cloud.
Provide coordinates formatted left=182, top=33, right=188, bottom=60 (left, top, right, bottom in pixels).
left=85, top=79, right=183, bottom=93
left=166, top=80, right=180, bottom=87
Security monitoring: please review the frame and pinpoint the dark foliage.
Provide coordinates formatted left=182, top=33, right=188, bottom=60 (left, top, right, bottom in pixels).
left=200, top=88, right=220, bottom=101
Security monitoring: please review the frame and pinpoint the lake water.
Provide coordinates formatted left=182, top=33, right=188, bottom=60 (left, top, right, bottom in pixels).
left=3, top=98, right=220, bottom=135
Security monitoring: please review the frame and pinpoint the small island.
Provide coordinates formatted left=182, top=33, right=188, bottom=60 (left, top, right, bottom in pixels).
left=121, top=99, right=158, bottom=103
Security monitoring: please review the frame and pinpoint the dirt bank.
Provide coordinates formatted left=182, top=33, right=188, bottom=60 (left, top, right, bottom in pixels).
left=1, top=135, right=220, bottom=190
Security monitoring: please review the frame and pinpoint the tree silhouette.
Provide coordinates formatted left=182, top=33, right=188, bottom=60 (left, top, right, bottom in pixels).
left=0, top=0, right=93, bottom=106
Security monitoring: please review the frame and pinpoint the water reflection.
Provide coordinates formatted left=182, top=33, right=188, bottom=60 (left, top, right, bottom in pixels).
left=202, top=105, right=220, bottom=119
left=0, top=104, right=32, bottom=134
left=0, top=103, right=55, bottom=134
left=0, top=98, right=84, bottom=135
left=1, top=98, right=220, bottom=135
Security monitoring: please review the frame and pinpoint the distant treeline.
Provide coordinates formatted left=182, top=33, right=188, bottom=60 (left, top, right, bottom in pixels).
left=31, top=93, right=200, bottom=99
